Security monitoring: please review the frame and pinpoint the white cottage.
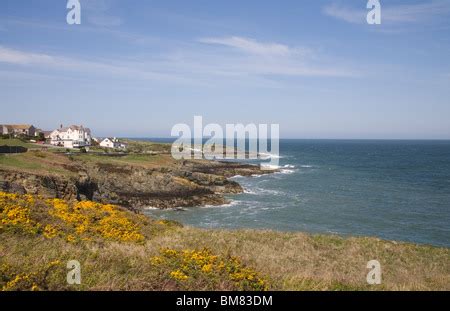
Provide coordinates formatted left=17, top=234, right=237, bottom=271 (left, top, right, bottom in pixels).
left=50, top=125, right=92, bottom=148
left=100, top=137, right=126, bottom=149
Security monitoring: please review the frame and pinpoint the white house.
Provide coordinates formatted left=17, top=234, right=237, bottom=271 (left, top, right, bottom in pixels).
left=100, top=137, right=126, bottom=149
left=50, top=125, right=92, bottom=148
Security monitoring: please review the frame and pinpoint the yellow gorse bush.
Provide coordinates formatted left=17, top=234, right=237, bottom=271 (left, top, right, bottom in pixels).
left=0, top=192, right=40, bottom=234
left=0, top=191, right=144, bottom=243
left=0, top=261, right=60, bottom=291
left=151, top=248, right=269, bottom=291
left=46, top=198, right=144, bottom=242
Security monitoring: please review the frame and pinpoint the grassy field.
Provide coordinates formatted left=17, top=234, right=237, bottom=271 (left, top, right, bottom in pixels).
left=75, top=152, right=176, bottom=168
left=0, top=151, right=78, bottom=176
left=0, top=139, right=177, bottom=175
left=122, top=139, right=171, bottom=154
left=0, top=192, right=448, bottom=291
left=0, top=138, right=44, bottom=149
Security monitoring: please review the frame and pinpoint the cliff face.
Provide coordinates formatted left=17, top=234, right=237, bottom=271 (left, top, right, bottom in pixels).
left=0, top=159, right=268, bottom=210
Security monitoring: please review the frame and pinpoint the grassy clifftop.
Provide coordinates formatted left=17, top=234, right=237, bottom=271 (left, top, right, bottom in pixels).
left=1, top=192, right=449, bottom=291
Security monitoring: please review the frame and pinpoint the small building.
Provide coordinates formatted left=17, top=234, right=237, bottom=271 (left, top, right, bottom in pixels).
left=50, top=125, right=92, bottom=148
left=41, top=131, right=53, bottom=140
left=100, top=137, right=127, bottom=149
left=0, top=125, right=8, bottom=135
left=0, top=124, right=36, bottom=137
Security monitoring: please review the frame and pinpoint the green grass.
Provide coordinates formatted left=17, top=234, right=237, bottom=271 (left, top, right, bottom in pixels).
left=0, top=151, right=77, bottom=176
left=122, top=139, right=171, bottom=154
left=74, top=152, right=176, bottom=168
left=0, top=154, right=43, bottom=170
left=0, top=138, right=42, bottom=149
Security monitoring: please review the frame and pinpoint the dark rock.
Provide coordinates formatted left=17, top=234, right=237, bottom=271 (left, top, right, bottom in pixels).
left=0, top=159, right=273, bottom=210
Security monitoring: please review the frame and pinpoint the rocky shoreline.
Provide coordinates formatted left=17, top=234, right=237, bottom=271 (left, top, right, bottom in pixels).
left=0, top=155, right=273, bottom=210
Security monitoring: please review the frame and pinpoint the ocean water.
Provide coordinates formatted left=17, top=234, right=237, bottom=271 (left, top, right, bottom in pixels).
left=144, top=140, right=450, bottom=247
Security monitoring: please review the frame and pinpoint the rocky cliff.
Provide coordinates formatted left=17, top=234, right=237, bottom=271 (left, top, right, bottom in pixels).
left=0, top=156, right=270, bottom=210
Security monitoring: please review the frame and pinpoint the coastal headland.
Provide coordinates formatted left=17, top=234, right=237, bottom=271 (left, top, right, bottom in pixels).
left=0, top=138, right=272, bottom=210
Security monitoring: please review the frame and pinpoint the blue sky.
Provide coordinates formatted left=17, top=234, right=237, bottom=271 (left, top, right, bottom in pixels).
left=1, top=0, right=450, bottom=138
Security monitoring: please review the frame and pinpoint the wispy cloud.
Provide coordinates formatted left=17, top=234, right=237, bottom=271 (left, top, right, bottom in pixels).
left=0, top=45, right=190, bottom=83
left=0, top=46, right=54, bottom=65
left=323, top=4, right=364, bottom=24
left=324, top=0, right=450, bottom=24
left=0, top=34, right=358, bottom=91
left=0, top=17, right=156, bottom=45
left=196, top=36, right=354, bottom=77
left=199, top=36, right=293, bottom=56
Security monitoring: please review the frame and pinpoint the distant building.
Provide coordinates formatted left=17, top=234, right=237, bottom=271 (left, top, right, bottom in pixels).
left=99, top=137, right=127, bottom=149
left=0, top=125, right=8, bottom=135
left=41, top=131, right=53, bottom=139
left=0, top=124, right=36, bottom=137
left=50, top=125, right=92, bottom=148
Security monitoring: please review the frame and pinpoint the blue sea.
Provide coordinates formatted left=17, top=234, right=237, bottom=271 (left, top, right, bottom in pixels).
left=144, top=139, right=450, bottom=247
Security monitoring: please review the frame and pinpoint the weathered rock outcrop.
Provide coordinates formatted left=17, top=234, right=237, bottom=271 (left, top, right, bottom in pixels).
left=0, top=160, right=270, bottom=210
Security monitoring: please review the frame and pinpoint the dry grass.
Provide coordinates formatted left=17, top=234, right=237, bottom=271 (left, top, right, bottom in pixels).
left=1, top=210, right=449, bottom=291
left=159, top=228, right=450, bottom=290
left=1, top=226, right=448, bottom=291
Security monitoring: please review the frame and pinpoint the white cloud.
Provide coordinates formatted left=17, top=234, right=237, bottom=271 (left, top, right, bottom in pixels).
left=198, top=36, right=292, bottom=56
left=0, top=46, right=187, bottom=83
left=323, top=4, right=364, bottom=24
left=0, top=40, right=358, bottom=90
left=0, top=46, right=54, bottom=65
left=324, top=0, right=450, bottom=24
left=196, top=36, right=355, bottom=77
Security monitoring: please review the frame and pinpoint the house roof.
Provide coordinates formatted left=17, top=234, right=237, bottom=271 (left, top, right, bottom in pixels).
left=101, top=138, right=125, bottom=144
left=57, top=125, right=90, bottom=133
left=3, top=124, right=33, bottom=130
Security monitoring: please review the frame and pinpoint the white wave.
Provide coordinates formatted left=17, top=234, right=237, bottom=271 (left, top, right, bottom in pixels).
left=260, top=164, right=295, bottom=170
left=259, top=163, right=298, bottom=175
left=201, top=200, right=240, bottom=208
left=251, top=174, right=264, bottom=177
left=229, top=174, right=244, bottom=179
left=258, top=152, right=283, bottom=159
left=278, top=169, right=296, bottom=175
left=252, top=187, right=284, bottom=195
left=244, top=188, right=257, bottom=194
left=172, top=206, right=187, bottom=211
left=260, top=164, right=280, bottom=170
left=300, top=165, right=313, bottom=168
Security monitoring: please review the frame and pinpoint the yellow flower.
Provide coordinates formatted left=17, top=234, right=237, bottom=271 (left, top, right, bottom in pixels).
left=170, top=269, right=188, bottom=281
left=43, top=224, right=58, bottom=239
left=66, top=234, right=76, bottom=243
left=201, top=264, right=213, bottom=273
left=150, top=256, right=163, bottom=266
